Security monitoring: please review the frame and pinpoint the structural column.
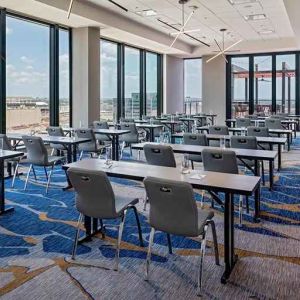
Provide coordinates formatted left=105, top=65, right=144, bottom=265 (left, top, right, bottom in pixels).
left=72, top=27, right=100, bottom=127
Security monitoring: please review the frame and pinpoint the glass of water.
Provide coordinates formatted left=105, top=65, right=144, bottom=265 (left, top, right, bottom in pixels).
left=181, top=154, right=190, bottom=174
left=105, top=147, right=113, bottom=166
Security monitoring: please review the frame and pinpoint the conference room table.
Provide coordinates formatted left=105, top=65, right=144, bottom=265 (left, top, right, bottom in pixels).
left=0, top=150, right=24, bottom=215
left=135, top=124, right=164, bottom=142
left=193, top=114, right=217, bottom=125
left=62, top=158, right=261, bottom=284
left=179, top=118, right=197, bottom=132
left=198, top=126, right=293, bottom=151
left=131, top=142, right=277, bottom=190
left=172, top=133, right=286, bottom=170
left=6, top=133, right=91, bottom=163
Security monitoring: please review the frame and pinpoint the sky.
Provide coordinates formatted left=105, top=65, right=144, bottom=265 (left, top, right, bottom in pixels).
left=184, top=59, right=202, bottom=99
left=6, top=16, right=69, bottom=99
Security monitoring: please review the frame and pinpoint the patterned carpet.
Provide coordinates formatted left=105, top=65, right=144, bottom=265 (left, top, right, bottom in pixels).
left=0, top=139, right=300, bottom=300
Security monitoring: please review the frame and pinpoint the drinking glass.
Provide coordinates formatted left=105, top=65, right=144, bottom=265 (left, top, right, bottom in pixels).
left=181, top=154, right=190, bottom=174
left=105, top=147, right=113, bottom=166
left=220, top=136, right=226, bottom=149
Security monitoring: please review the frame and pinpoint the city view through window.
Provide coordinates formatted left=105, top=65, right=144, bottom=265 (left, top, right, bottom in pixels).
left=184, top=59, right=202, bottom=115
left=6, top=16, right=70, bottom=133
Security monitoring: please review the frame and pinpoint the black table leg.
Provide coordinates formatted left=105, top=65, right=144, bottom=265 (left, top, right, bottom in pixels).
left=0, top=159, right=14, bottom=215
left=278, top=144, right=281, bottom=171
left=269, top=160, right=274, bottom=190
left=150, top=128, right=155, bottom=143
left=79, top=216, right=105, bottom=244
left=221, top=192, right=237, bottom=284
left=67, top=145, right=72, bottom=164
left=115, top=135, right=119, bottom=161
left=254, top=184, right=261, bottom=222
left=72, top=144, right=78, bottom=162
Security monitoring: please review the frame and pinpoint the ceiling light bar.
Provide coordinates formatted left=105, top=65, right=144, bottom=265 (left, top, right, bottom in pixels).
left=244, top=13, right=266, bottom=21
left=108, top=0, right=128, bottom=12
left=67, top=0, right=74, bottom=19
left=135, top=9, right=157, bottom=17
left=170, top=28, right=201, bottom=35
left=228, top=0, right=257, bottom=5
left=259, top=30, right=274, bottom=35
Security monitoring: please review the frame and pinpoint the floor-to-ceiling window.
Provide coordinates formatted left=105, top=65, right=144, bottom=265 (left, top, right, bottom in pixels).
left=124, top=47, right=140, bottom=119
left=227, top=52, right=300, bottom=118
left=146, top=52, right=158, bottom=117
left=276, top=54, right=296, bottom=114
left=231, top=57, right=249, bottom=118
left=6, top=16, right=50, bottom=133
left=59, top=28, right=70, bottom=126
left=184, top=58, right=202, bottom=114
left=254, top=56, right=272, bottom=115
left=100, top=40, right=118, bottom=121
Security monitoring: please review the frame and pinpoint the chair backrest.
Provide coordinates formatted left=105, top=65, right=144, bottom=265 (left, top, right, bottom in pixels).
left=183, top=133, right=207, bottom=146
left=0, top=134, right=13, bottom=150
left=144, top=144, right=176, bottom=167
left=74, top=128, right=97, bottom=151
left=144, top=177, right=199, bottom=237
left=120, top=123, right=138, bottom=135
left=120, top=118, right=135, bottom=123
left=22, top=136, right=49, bottom=165
left=202, top=148, right=238, bottom=174
left=67, top=168, right=117, bottom=219
left=93, top=121, right=109, bottom=129
left=208, top=125, right=229, bottom=135
left=47, top=126, right=64, bottom=137
left=230, top=135, right=257, bottom=150
left=265, top=118, right=282, bottom=129
left=236, top=118, right=251, bottom=128
left=247, top=126, right=269, bottom=137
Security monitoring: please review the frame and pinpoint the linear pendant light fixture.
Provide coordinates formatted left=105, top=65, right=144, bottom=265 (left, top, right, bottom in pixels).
left=207, top=29, right=242, bottom=64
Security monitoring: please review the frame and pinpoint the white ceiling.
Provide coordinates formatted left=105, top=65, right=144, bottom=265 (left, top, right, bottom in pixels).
left=88, top=0, right=294, bottom=49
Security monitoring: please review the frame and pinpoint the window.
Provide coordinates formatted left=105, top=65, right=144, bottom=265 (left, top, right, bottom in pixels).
left=231, top=57, right=249, bottom=118
left=276, top=54, right=296, bottom=114
left=59, top=29, right=70, bottom=126
left=254, top=56, right=272, bottom=115
left=100, top=40, right=118, bottom=121
left=146, top=52, right=158, bottom=117
left=124, top=47, right=140, bottom=119
left=184, top=59, right=202, bottom=115
left=6, top=16, right=50, bottom=133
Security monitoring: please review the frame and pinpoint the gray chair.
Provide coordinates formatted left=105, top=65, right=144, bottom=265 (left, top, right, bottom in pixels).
left=47, top=126, right=67, bottom=156
left=265, top=118, right=283, bottom=129
left=208, top=126, right=229, bottom=147
left=236, top=118, right=251, bottom=128
left=247, top=126, right=271, bottom=150
left=74, top=128, right=105, bottom=160
left=183, top=133, right=208, bottom=169
left=93, top=121, right=111, bottom=143
left=21, top=136, right=64, bottom=193
left=120, top=118, right=135, bottom=123
left=143, top=144, right=176, bottom=168
left=119, top=123, right=141, bottom=156
left=67, top=167, right=144, bottom=270
left=143, top=176, right=219, bottom=296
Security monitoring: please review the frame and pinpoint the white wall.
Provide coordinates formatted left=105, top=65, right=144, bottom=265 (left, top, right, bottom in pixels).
left=164, top=55, right=184, bottom=114
left=202, top=55, right=226, bottom=124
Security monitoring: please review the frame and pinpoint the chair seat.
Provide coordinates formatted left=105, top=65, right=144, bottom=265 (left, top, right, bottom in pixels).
left=197, top=210, right=214, bottom=235
left=115, top=194, right=139, bottom=215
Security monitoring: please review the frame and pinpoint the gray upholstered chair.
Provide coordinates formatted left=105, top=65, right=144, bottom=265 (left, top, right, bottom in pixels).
left=247, top=126, right=270, bottom=150
left=47, top=126, right=67, bottom=156
left=143, top=144, right=176, bottom=168
left=93, top=121, right=111, bottom=144
left=20, top=136, right=64, bottom=193
left=183, top=133, right=207, bottom=169
left=236, top=118, right=251, bottom=128
left=119, top=123, right=141, bottom=156
left=67, top=167, right=144, bottom=270
left=120, top=118, right=135, bottom=123
left=265, top=118, right=283, bottom=129
left=143, top=176, right=219, bottom=296
left=74, top=128, right=105, bottom=160
left=208, top=125, right=229, bottom=147
left=202, top=148, right=246, bottom=225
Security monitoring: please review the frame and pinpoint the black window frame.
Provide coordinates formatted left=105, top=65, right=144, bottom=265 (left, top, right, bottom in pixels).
left=0, top=9, right=73, bottom=133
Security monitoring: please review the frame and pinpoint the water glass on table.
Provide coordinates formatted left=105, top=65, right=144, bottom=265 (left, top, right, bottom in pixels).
left=181, top=154, right=190, bottom=174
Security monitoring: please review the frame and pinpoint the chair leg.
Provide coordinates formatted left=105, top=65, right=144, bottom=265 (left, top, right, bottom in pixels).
left=246, top=196, right=249, bottom=214
left=130, top=145, right=133, bottom=157
left=207, top=220, right=220, bottom=266
left=46, top=165, right=54, bottom=194
left=130, top=206, right=144, bottom=247
left=71, top=213, right=83, bottom=260
left=239, top=195, right=243, bottom=227
left=51, top=148, right=55, bottom=156
left=11, top=162, right=19, bottom=188
left=167, top=233, right=172, bottom=254
left=197, top=225, right=208, bottom=297
left=32, top=166, right=37, bottom=180
left=44, top=167, right=48, bottom=180
left=24, top=164, right=33, bottom=191
left=261, top=161, right=265, bottom=186
left=145, top=227, right=155, bottom=281
left=114, top=209, right=127, bottom=271
left=79, top=151, right=83, bottom=161
left=200, top=190, right=205, bottom=208
left=143, top=194, right=148, bottom=211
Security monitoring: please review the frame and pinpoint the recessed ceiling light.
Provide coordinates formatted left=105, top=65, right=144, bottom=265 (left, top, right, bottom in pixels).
left=135, top=9, right=157, bottom=17
left=259, top=30, right=274, bottom=35
left=244, top=13, right=267, bottom=21
left=228, top=0, right=257, bottom=5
